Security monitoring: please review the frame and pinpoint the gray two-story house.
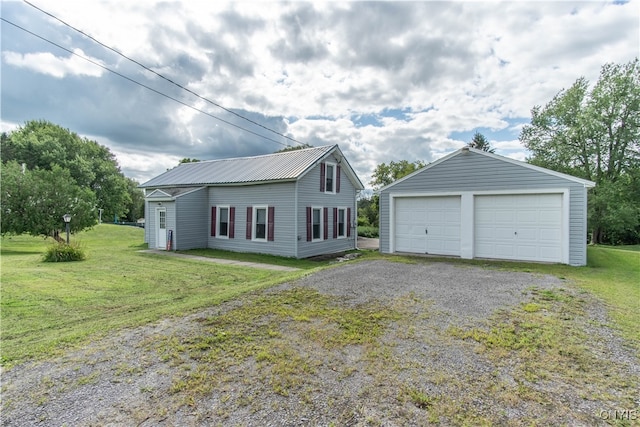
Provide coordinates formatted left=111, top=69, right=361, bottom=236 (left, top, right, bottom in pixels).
left=139, top=145, right=364, bottom=258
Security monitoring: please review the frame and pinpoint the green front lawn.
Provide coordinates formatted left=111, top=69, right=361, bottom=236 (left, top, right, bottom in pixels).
left=1, top=224, right=638, bottom=367
left=0, top=225, right=309, bottom=367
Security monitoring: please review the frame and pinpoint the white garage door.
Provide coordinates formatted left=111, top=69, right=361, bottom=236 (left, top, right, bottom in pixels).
left=395, top=196, right=461, bottom=256
left=475, top=194, right=562, bottom=262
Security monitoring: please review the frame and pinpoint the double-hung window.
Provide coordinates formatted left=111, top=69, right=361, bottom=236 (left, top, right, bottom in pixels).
left=218, top=206, right=229, bottom=237
left=325, top=163, right=335, bottom=193
left=337, top=207, right=346, bottom=238
left=254, top=206, right=267, bottom=240
left=212, top=205, right=235, bottom=238
left=312, top=207, right=322, bottom=240
left=246, top=206, right=274, bottom=242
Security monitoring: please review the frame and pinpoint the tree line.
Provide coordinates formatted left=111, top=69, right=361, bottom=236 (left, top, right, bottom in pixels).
left=1, top=120, right=144, bottom=239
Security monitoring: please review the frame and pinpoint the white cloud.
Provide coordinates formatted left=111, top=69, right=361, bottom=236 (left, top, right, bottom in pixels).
left=2, top=0, right=638, bottom=188
left=2, top=49, right=105, bottom=78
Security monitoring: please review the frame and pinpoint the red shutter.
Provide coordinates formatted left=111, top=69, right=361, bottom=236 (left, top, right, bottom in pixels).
left=267, top=206, right=275, bottom=241
left=246, top=206, right=253, bottom=239
left=320, top=163, right=326, bottom=192
left=336, top=166, right=341, bottom=193
left=333, top=207, right=338, bottom=239
left=347, top=208, right=351, bottom=237
left=211, top=206, right=216, bottom=236
left=229, top=207, right=235, bottom=239
left=323, top=207, right=328, bottom=240
left=306, top=207, right=312, bottom=241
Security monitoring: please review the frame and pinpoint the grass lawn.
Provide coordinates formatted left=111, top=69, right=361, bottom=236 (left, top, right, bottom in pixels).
left=2, top=224, right=638, bottom=368
left=0, top=224, right=312, bottom=367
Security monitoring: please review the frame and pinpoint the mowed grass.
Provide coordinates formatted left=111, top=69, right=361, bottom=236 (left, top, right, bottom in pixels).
left=0, top=224, right=309, bottom=367
left=573, top=245, right=640, bottom=346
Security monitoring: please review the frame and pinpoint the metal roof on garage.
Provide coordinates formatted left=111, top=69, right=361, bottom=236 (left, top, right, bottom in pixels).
left=139, top=144, right=363, bottom=189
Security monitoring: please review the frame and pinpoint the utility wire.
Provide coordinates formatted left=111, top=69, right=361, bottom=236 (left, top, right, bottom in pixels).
left=1, top=17, right=291, bottom=147
left=23, top=0, right=304, bottom=148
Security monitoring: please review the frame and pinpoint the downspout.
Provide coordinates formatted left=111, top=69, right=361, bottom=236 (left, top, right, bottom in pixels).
left=355, top=190, right=360, bottom=250
left=294, top=180, right=299, bottom=258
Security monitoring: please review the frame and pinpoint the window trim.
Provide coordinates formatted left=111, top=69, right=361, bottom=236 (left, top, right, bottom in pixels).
left=324, top=162, right=337, bottom=194
left=337, top=207, right=347, bottom=239
left=252, top=205, right=268, bottom=242
left=311, top=206, right=324, bottom=242
left=216, top=205, right=230, bottom=239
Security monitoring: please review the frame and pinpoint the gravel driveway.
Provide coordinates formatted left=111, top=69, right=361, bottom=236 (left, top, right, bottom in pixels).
left=2, top=260, right=637, bottom=426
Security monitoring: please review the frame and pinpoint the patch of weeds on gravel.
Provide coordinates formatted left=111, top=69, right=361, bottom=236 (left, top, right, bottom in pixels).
left=446, top=287, right=639, bottom=425
left=152, top=287, right=403, bottom=409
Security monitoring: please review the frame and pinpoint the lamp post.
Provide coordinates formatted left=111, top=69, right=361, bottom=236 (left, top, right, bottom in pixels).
left=62, top=214, right=71, bottom=244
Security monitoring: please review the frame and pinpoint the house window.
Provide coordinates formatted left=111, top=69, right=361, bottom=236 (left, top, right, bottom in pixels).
left=255, top=206, right=267, bottom=240
left=246, top=206, right=274, bottom=241
left=325, top=163, right=335, bottom=193
left=313, top=208, right=322, bottom=240
left=337, top=207, right=346, bottom=238
left=219, top=206, right=229, bottom=237
left=320, top=162, right=340, bottom=194
left=159, top=210, right=166, bottom=230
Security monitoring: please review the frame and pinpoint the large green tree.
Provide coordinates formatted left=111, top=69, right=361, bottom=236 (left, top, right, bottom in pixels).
left=1, top=161, right=96, bottom=237
left=370, top=159, right=426, bottom=189
left=520, top=59, right=640, bottom=244
left=123, top=177, right=145, bottom=222
left=2, top=120, right=131, bottom=223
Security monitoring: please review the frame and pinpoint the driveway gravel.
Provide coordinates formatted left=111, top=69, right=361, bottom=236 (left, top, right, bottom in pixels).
left=2, top=259, right=637, bottom=426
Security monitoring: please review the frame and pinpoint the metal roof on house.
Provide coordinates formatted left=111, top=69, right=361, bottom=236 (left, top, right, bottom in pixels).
left=140, top=145, right=358, bottom=188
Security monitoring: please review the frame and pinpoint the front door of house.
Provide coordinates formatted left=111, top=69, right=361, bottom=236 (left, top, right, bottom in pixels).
left=156, top=207, right=167, bottom=249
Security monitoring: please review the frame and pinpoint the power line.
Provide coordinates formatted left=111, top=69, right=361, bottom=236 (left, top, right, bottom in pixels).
left=1, top=17, right=298, bottom=149
left=23, top=0, right=305, bottom=148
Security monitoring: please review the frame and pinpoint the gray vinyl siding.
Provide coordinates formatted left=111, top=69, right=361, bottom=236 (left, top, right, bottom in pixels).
left=208, top=182, right=297, bottom=257
left=296, top=155, right=358, bottom=258
left=145, top=201, right=176, bottom=250
left=174, top=188, right=208, bottom=250
left=379, top=151, right=590, bottom=265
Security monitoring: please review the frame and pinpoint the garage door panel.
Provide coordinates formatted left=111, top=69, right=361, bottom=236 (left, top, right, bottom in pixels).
left=492, top=227, right=515, bottom=240
left=539, top=227, right=561, bottom=241
left=395, top=196, right=461, bottom=256
left=517, top=244, right=539, bottom=259
left=516, top=228, right=537, bottom=240
left=539, top=210, right=561, bottom=223
left=517, top=209, right=539, bottom=223
left=495, top=244, right=516, bottom=257
left=475, top=194, right=562, bottom=263
left=475, top=226, right=494, bottom=239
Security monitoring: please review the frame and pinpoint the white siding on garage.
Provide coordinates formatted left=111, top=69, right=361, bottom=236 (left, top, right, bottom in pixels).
left=395, top=196, right=461, bottom=256
left=475, top=194, right=562, bottom=262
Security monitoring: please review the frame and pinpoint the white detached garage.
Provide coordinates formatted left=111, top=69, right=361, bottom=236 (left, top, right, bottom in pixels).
left=378, top=147, right=595, bottom=266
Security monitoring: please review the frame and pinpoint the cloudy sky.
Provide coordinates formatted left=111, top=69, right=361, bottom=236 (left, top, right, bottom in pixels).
left=1, top=1, right=637, bottom=189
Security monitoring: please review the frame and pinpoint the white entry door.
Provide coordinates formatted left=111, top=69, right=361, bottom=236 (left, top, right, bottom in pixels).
left=394, top=196, right=461, bottom=256
left=156, top=207, right=167, bottom=249
left=474, top=194, right=562, bottom=262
